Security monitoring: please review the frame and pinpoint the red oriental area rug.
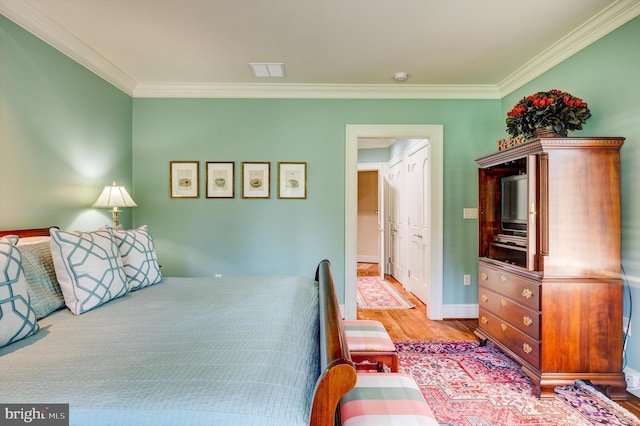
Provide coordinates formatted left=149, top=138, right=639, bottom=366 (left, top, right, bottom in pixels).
left=397, top=341, right=640, bottom=426
left=356, top=276, right=415, bottom=309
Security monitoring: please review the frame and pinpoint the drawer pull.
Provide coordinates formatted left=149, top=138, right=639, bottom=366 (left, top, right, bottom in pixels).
left=523, top=343, right=533, bottom=354
left=501, top=323, right=507, bottom=331
left=522, top=288, right=533, bottom=299
left=523, top=316, right=532, bottom=327
left=481, top=294, right=488, bottom=303
left=481, top=316, right=488, bottom=325
left=501, top=299, right=507, bottom=307
left=481, top=273, right=488, bottom=281
left=500, top=275, right=507, bottom=283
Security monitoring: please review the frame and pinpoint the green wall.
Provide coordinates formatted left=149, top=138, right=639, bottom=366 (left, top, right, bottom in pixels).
left=0, top=15, right=133, bottom=231
left=501, top=17, right=640, bottom=372
left=132, top=98, right=500, bottom=306
left=3, top=9, right=638, bottom=373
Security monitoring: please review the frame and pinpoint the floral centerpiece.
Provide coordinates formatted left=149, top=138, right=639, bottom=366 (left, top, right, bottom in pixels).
left=506, top=89, right=591, bottom=139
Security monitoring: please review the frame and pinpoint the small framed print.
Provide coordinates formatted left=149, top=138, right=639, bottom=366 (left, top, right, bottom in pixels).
left=170, top=161, right=199, bottom=198
left=278, top=162, right=307, bottom=199
left=206, top=162, right=234, bottom=198
left=242, top=162, right=270, bottom=198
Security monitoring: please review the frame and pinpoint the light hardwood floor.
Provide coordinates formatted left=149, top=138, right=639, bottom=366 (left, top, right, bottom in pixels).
left=356, top=263, right=640, bottom=418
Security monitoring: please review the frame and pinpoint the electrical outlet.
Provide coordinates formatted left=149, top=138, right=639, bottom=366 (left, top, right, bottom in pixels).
left=464, top=275, right=471, bottom=286
left=214, top=274, right=222, bottom=278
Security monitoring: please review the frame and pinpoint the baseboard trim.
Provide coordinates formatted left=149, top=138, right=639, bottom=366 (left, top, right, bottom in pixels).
left=442, top=304, right=479, bottom=319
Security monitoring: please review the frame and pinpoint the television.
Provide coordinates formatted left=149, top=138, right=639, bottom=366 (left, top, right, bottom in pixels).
left=501, top=174, right=528, bottom=235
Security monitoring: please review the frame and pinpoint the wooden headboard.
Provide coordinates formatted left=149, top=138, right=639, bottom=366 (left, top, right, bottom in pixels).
left=0, top=228, right=53, bottom=238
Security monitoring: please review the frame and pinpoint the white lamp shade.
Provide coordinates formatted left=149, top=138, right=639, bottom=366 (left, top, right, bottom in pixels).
left=92, top=182, right=137, bottom=208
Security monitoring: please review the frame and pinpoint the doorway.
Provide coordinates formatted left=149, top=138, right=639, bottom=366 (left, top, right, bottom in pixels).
left=357, top=165, right=385, bottom=281
left=345, top=125, right=444, bottom=321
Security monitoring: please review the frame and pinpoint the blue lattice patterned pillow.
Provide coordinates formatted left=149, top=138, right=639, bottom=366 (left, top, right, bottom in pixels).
left=108, top=225, right=162, bottom=291
left=49, top=228, right=128, bottom=315
left=0, top=238, right=38, bottom=347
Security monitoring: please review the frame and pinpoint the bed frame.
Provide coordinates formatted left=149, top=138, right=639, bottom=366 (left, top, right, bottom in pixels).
left=0, top=228, right=357, bottom=426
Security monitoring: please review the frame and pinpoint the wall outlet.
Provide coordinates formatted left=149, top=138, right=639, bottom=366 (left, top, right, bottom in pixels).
left=464, top=274, right=471, bottom=286
left=624, top=366, right=640, bottom=389
left=214, top=273, right=223, bottom=278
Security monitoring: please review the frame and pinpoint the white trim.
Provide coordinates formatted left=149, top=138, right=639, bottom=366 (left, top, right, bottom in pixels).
left=346, top=125, right=443, bottom=320
left=3, top=0, right=637, bottom=99
left=442, top=304, right=479, bottom=320
left=497, top=0, right=640, bottom=97
left=0, top=0, right=136, bottom=95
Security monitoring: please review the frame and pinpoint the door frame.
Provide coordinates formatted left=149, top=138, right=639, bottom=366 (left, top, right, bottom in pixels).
left=345, top=124, right=444, bottom=320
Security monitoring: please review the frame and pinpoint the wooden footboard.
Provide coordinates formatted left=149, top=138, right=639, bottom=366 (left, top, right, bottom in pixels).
left=310, top=260, right=357, bottom=426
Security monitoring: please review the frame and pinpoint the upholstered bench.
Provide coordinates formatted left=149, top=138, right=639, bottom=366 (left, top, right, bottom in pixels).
left=340, top=373, right=438, bottom=426
left=343, top=319, right=398, bottom=372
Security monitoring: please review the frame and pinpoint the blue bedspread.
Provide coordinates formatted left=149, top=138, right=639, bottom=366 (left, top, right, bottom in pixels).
left=0, top=276, right=320, bottom=426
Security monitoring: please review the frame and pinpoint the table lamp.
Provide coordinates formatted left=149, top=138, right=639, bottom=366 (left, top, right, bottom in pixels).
left=92, top=181, right=137, bottom=227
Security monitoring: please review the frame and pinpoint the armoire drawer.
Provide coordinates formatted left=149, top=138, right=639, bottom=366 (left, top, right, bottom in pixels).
left=479, top=264, right=540, bottom=311
left=479, top=309, right=540, bottom=369
left=479, top=287, right=540, bottom=339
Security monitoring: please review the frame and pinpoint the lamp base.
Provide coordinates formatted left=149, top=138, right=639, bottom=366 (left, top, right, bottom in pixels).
left=111, top=208, right=120, bottom=228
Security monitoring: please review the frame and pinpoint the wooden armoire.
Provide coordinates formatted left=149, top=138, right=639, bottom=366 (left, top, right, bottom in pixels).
left=475, top=137, right=626, bottom=400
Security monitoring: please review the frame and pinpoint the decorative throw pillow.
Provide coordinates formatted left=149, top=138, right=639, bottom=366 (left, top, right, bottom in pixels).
left=49, top=228, right=128, bottom=315
left=0, top=238, right=38, bottom=347
left=18, top=240, right=65, bottom=319
left=108, top=225, right=162, bottom=291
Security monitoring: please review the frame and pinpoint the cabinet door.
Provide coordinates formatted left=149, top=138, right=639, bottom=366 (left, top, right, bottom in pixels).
left=526, top=154, right=540, bottom=271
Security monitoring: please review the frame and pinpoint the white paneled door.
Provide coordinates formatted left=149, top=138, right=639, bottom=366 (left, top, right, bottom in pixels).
left=407, top=142, right=431, bottom=306
left=388, top=157, right=406, bottom=286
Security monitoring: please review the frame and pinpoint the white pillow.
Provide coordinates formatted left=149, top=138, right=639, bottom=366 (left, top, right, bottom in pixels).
left=108, top=225, right=162, bottom=291
left=0, top=238, right=38, bottom=347
left=49, top=228, right=128, bottom=315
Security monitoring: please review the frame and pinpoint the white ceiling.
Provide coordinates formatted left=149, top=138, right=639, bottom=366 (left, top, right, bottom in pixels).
left=1, top=0, right=639, bottom=98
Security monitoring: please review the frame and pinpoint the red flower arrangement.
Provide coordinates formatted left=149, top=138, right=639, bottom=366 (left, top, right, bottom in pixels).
left=506, top=89, right=591, bottom=138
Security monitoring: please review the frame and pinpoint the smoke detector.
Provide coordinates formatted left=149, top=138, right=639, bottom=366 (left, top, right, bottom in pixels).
left=393, top=72, right=408, bottom=82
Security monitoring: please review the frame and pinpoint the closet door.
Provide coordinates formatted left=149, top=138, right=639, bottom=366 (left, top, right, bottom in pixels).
left=407, top=143, right=430, bottom=306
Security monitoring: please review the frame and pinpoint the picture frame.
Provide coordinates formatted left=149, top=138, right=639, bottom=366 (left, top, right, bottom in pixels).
left=206, top=162, right=234, bottom=198
left=278, top=162, right=307, bottom=199
left=170, top=161, right=199, bottom=198
left=242, top=162, right=270, bottom=198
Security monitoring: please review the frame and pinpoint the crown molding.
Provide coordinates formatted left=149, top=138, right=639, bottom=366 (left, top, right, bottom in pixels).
left=0, top=0, right=136, bottom=95
left=2, top=0, right=639, bottom=99
left=133, top=82, right=501, bottom=99
left=497, top=0, right=640, bottom=97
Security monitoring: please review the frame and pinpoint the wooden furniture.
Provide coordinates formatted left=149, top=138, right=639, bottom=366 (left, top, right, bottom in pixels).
left=343, top=319, right=399, bottom=372
left=475, top=137, right=626, bottom=400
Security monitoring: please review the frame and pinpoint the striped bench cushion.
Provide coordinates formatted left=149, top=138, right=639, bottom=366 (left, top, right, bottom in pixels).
left=340, top=373, right=438, bottom=426
left=343, top=320, right=395, bottom=352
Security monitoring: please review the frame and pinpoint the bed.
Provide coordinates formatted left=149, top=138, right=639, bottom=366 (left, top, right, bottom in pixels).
left=0, top=227, right=356, bottom=426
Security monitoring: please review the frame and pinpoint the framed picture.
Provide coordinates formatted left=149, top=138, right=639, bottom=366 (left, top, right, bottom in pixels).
left=170, top=161, right=199, bottom=198
left=278, top=162, right=307, bottom=199
left=242, top=162, right=270, bottom=198
left=206, top=162, right=234, bottom=198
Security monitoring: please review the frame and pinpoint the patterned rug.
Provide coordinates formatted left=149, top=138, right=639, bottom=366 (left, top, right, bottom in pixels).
left=397, top=340, right=640, bottom=425
left=356, top=276, right=415, bottom=309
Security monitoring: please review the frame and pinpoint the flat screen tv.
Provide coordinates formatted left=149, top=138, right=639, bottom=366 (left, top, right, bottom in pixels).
left=501, top=174, right=528, bottom=235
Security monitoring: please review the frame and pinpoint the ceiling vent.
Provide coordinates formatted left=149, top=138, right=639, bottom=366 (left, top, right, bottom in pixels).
left=249, top=63, right=286, bottom=78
